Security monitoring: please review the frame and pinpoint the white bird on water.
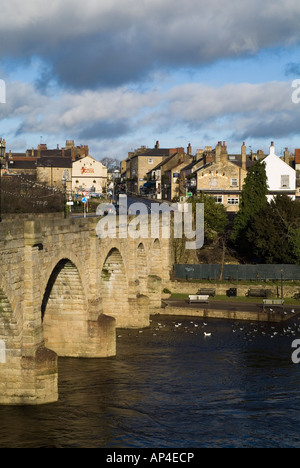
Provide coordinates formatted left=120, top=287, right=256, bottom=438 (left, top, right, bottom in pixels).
left=204, top=332, right=211, bottom=337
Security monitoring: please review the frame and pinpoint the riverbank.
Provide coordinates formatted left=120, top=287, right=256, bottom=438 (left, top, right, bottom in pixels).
left=156, top=298, right=300, bottom=323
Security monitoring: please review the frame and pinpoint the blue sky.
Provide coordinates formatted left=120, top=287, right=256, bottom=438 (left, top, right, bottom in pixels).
left=1, top=0, right=300, bottom=161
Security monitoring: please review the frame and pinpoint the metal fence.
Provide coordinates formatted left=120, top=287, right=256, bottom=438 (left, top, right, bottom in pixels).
left=174, top=264, right=300, bottom=281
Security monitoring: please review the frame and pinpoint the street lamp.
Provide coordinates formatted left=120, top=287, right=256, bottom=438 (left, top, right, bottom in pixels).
left=0, top=141, right=6, bottom=222
left=62, top=176, right=67, bottom=219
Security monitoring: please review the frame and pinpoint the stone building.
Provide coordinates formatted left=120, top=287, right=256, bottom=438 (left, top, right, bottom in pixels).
left=124, top=141, right=186, bottom=195
left=194, top=141, right=252, bottom=212
left=147, top=147, right=194, bottom=200
left=3, top=141, right=89, bottom=192
left=36, top=156, right=73, bottom=191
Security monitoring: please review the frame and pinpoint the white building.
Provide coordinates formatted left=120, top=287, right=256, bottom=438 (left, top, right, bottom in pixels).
left=72, top=155, right=107, bottom=193
left=263, top=142, right=296, bottom=201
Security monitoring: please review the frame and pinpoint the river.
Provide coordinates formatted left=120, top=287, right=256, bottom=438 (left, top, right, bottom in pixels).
left=1, top=315, right=300, bottom=448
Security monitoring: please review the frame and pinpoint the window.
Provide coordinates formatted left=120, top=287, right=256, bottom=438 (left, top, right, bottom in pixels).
left=231, top=178, right=238, bottom=187
left=148, top=158, right=154, bottom=164
left=281, top=175, right=290, bottom=188
left=227, top=198, right=239, bottom=205
left=62, top=169, right=70, bottom=181
left=213, top=195, right=223, bottom=204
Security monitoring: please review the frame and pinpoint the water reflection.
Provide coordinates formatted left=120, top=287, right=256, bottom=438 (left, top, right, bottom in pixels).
left=1, top=316, right=300, bottom=447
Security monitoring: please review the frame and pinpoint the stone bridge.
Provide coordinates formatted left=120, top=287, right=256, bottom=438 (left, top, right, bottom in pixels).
left=0, top=213, right=172, bottom=405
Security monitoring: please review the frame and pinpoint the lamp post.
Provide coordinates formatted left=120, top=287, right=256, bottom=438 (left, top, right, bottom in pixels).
left=62, top=176, right=67, bottom=219
left=0, top=141, right=6, bottom=222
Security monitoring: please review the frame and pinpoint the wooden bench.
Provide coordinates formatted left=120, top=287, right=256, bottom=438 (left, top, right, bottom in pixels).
left=197, top=288, right=216, bottom=297
left=188, top=295, right=210, bottom=304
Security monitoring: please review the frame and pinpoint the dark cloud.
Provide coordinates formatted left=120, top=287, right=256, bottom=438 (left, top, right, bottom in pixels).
left=237, top=116, right=300, bottom=140
left=1, top=0, right=300, bottom=89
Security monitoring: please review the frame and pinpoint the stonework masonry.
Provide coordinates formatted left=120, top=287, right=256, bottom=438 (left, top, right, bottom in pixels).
left=0, top=213, right=172, bottom=405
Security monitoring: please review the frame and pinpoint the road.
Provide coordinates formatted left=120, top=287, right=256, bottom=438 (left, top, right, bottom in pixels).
left=126, top=195, right=176, bottom=214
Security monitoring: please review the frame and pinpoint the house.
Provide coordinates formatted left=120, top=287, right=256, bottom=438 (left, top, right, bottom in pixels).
left=72, top=155, right=107, bottom=193
left=124, top=141, right=186, bottom=195
left=5, top=154, right=37, bottom=177
left=3, top=141, right=89, bottom=192
left=193, top=141, right=252, bottom=212
left=147, top=147, right=194, bottom=200
left=36, top=155, right=73, bottom=191
left=262, top=142, right=296, bottom=201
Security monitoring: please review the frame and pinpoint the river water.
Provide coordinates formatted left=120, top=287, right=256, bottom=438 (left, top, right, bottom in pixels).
left=1, top=315, right=300, bottom=448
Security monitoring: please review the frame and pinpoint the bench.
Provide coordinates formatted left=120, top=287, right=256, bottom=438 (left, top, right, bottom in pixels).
left=188, top=295, right=210, bottom=304
left=197, top=288, right=216, bottom=297
left=263, top=299, right=284, bottom=312
left=247, top=289, right=272, bottom=298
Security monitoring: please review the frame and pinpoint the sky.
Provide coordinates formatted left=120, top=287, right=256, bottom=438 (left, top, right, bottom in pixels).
left=1, top=0, right=300, bottom=161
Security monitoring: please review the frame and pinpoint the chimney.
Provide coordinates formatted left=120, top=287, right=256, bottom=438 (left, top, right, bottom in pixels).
left=187, top=143, right=192, bottom=155
left=196, top=149, right=204, bottom=161
left=62, top=148, right=65, bottom=158
left=241, top=142, right=247, bottom=171
left=155, top=140, right=159, bottom=149
left=284, top=147, right=290, bottom=166
left=220, top=141, right=228, bottom=162
left=270, top=141, right=275, bottom=156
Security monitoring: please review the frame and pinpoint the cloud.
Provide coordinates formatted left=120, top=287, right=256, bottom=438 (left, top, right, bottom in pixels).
left=1, top=0, right=300, bottom=89
left=2, top=80, right=159, bottom=143
left=3, top=76, right=300, bottom=151
left=144, top=80, right=300, bottom=142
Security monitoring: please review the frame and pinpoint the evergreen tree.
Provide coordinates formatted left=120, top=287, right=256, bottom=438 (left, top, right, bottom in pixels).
left=248, top=194, right=300, bottom=264
left=188, top=193, right=228, bottom=241
left=232, top=160, right=268, bottom=253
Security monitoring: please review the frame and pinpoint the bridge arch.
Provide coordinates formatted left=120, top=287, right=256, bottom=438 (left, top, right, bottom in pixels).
left=41, top=250, right=87, bottom=305
left=101, top=247, right=129, bottom=328
left=41, top=258, right=88, bottom=356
